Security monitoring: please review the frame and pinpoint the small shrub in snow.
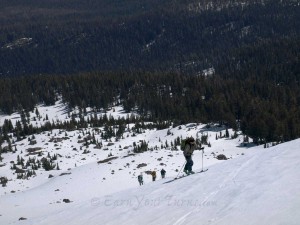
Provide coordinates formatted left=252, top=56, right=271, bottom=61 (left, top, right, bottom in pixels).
left=41, top=158, right=55, bottom=171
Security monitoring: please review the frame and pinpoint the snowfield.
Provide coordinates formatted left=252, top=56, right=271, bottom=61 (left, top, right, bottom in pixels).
left=0, top=103, right=299, bottom=225
left=1, top=139, right=299, bottom=225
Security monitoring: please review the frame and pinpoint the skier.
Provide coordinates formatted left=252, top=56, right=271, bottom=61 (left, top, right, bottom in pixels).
left=151, top=170, right=157, bottom=181
left=183, top=137, right=196, bottom=175
left=160, top=168, right=166, bottom=179
left=138, top=173, right=143, bottom=186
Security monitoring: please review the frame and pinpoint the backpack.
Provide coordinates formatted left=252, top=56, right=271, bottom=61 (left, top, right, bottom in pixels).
left=181, top=137, right=195, bottom=150
left=182, top=137, right=196, bottom=156
left=180, top=139, right=187, bottom=150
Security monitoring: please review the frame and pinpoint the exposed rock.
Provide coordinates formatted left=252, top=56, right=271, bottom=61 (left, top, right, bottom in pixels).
left=59, top=172, right=71, bottom=176
left=49, top=137, right=69, bottom=143
left=27, top=147, right=42, bottom=153
left=122, top=153, right=135, bottom=158
left=63, top=199, right=71, bottom=203
left=137, top=163, right=147, bottom=168
left=216, top=154, right=227, bottom=160
left=97, top=157, right=118, bottom=164
left=19, top=217, right=27, bottom=220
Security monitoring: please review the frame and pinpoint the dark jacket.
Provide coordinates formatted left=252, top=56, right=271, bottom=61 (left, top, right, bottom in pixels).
left=183, top=140, right=196, bottom=156
left=138, top=175, right=143, bottom=182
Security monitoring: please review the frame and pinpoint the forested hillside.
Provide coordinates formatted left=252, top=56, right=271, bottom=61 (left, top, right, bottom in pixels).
left=0, top=0, right=299, bottom=144
left=0, top=0, right=299, bottom=77
left=0, top=72, right=299, bottom=144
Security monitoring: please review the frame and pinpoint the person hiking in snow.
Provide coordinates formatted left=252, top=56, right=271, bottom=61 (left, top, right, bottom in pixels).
left=183, top=137, right=197, bottom=175
left=151, top=170, right=157, bottom=181
left=160, top=168, right=166, bottom=179
left=138, top=173, right=143, bottom=186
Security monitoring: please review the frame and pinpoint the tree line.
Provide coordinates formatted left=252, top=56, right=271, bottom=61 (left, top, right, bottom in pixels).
left=0, top=71, right=299, bottom=144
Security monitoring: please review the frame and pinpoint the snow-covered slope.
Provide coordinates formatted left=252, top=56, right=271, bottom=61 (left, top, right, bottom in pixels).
left=1, top=139, right=300, bottom=225
left=0, top=99, right=137, bottom=128
left=0, top=102, right=298, bottom=224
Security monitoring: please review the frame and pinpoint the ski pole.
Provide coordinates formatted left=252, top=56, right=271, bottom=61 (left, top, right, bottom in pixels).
left=201, top=149, right=204, bottom=172
left=200, top=147, right=204, bottom=172
left=176, top=162, right=186, bottom=179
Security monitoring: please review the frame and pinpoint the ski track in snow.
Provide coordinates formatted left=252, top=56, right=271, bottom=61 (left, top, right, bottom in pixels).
left=173, top=145, right=292, bottom=225
left=172, top=153, right=257, bottom=225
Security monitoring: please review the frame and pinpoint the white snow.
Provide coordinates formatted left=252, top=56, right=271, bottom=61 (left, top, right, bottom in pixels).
left=0, top=103, right=299, bottom=225
left=1, top=139, right=300, bottom=225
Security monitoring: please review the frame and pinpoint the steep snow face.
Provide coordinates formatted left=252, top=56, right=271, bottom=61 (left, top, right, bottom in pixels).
left=1, top=139, right=300, bottom=225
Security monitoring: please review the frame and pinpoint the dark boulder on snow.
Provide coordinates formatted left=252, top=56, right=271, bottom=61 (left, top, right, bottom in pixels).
left=216, top=154, right=227, bottom=160
left=97, top=157, right=118, bottom=164
left=19, top=217, right=27, bottom=220
left=59, top=172, right=71, bottom=176
left=137, top=163, right=147, bottom=168
left=63, top=199, right=72, bottom=203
